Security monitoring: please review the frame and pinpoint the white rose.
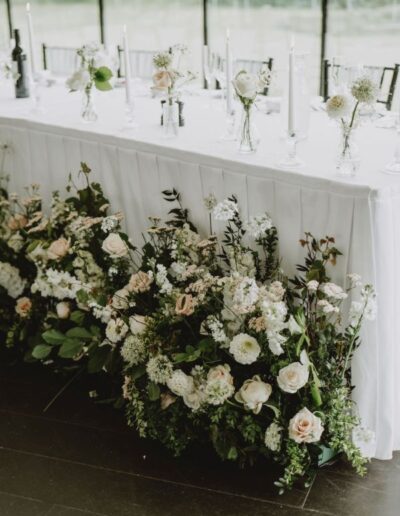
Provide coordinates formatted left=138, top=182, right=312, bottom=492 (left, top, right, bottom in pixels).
left=129, top=314, right=147, bottom=335
left=102, top=233, right=128, bottom=258
left=229, top=333, right=261, bottom=365
left=106, top=318, right=128, bottom=343
left=277, top=362, right=309, bottom=394
left=56, top=301, right=70, bottom=319
left=66, top=68, right=91, bottom=92
left=233, top=71, right=259, bottom=100
left=235, top=375, right=272, bottom=414
left=167, top=370, right=194, bottom=397
left=288, top=407, right=324, bottom=443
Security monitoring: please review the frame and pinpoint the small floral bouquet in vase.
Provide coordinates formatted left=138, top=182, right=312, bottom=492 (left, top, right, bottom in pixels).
left=66, top=43, right=114, bottom=123
left=326, top=75, right=378, bottom=176
left=232, top=65, right=271, bottom=154
left=152, top=45, right=196, bottom=137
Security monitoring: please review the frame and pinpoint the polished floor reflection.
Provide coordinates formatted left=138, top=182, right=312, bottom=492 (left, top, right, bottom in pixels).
left=0, top=361, right=399, bottom=516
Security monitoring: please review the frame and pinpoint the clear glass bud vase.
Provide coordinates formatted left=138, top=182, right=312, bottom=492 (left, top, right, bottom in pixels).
left=238, top=105, right=259, bottom=154
left=81, top=84, right=98, bottom=123
left=163, top=99, right=179, bottom=138
left=336, top=124, right=360, bottom=177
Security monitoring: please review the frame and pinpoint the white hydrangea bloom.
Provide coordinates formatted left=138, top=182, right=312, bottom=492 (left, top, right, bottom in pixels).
left=0, top=261, right=26, bottom=298
left=212, top=199, right=238, bottom=221
left=120, top=334, right=146, bottom=366
left=232, top=276, right=259, bottom=313
left=264, top=422, right=282, bottom=452
left=146, top=354, right=173, bottom=384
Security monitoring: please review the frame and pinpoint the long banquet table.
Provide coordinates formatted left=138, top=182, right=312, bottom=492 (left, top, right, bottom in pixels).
left=1, top=82, right=400, bottom=460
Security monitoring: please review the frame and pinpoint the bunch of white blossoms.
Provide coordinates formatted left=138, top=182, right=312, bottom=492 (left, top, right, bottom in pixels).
left=245, top=213, right=273, bottom=239
left=212, top=199, right=238, bottom=222
left=0, top=261, right=26, bottom=298
left=31, top=268, right=82, bottom=300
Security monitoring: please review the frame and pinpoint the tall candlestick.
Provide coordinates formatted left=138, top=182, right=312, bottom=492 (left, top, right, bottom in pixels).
left=122, top=25, right=132, bottom=105
left=26, top=3, right=36, bottom=77
left=225, top=28, right=233, bottom=115
left=288, top=35, right=295, bottom=137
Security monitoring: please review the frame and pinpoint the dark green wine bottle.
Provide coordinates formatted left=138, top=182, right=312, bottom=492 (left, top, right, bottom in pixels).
left=11, top=29, right=30, bottom=98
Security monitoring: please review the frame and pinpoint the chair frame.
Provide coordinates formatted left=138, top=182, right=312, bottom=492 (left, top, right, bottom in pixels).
left=42, top=43, right=78, bottom=74
left=116, top=46, right=157, bottom=79
left=323, top=59, right=399, bottom=111
left=215, top=56, right=274, bottom=95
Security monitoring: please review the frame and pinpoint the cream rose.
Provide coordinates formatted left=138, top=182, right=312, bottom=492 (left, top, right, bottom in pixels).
left=175, top=294, right=195, bottom=316
left=288, top=407, right=324, bottom=443
left=207, top=364, right=233, bottom=385
left=235, top=375, right=272, bottom=414
left=127, top=271, right=153, bottom=293
left=112, top=288, right=130, bottom=310
left=129, top=314, right=147, bottom=335
left=277, top=362, right=309, bottom=394
left=102, top=233, right=128, bottom=258
left=160, top=392, right=176, bottom=410
left=56, top=301, right=70, bottom=319
left=8, top=213, right=28, bottom=231
left=153, top=70, right=174, bottom=91
left=15, top=297, right=32, bottom=318
left=47, top=237, right=70, bottom=260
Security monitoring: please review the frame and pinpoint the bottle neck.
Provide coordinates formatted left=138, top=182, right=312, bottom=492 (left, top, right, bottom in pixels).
left=14, top=30, right=21, bottom=48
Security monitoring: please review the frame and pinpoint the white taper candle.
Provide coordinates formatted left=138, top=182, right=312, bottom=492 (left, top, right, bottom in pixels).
left=122, top=25, right=132, bottom=104
left=225, top=28, right=234, bottom=115
left=288, top=35, right=296, bottom=137
left=26, top=3, right=36, bottom=77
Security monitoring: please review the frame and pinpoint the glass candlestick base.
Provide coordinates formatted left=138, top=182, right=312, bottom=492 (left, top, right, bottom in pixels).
left=219, top=111, right=236, bottom=141
left=122, top=101, right=139, bottom=130
left=383, top=124, right=400, bottom=174
left=278, top=134, right=304, bottom=168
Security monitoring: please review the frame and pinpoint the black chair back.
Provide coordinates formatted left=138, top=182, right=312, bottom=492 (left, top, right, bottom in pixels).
left=323, top=59, right=399, bottom=111
left=42, top=44, right=78, bottom=76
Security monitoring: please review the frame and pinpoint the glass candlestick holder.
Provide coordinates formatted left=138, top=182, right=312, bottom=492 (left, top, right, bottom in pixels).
left=278, top=133, right=304, bottom=168
left=219, top=110, right=236, bottom=141
left=384, top=119, right=400, bottom=174
left=122, top=100, right=139, bottom=130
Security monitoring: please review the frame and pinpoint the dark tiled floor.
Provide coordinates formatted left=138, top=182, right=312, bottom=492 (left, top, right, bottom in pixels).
left=0, top=360, right=399, bottom=516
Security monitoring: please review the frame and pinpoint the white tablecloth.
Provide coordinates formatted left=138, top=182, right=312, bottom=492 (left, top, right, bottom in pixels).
left=1, top=83, right=400, bottom=459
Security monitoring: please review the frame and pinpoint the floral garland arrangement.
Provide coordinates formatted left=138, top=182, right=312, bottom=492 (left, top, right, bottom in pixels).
left=1, top=164, right=131, bottom=374
left=0, top=170, right=376, bottom=492
left=326, top=75, right=378, bottom=173
left=152, top=45, right=196, bottom=100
